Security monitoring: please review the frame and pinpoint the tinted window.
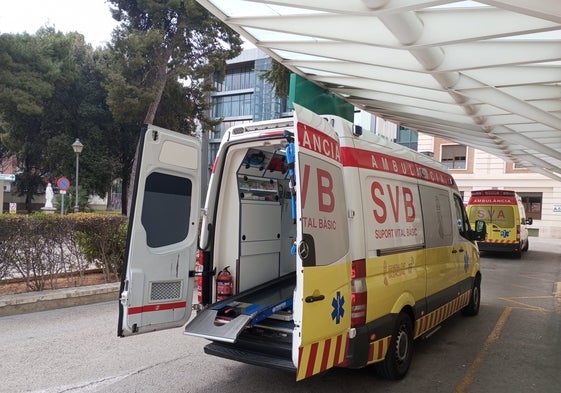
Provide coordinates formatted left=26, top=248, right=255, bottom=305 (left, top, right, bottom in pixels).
left=454, top=194, right=471, bottom=238
left=419, top=185, right=452, bottom=248
left=468, top=205, right=514, bottom=228
left=141, top=172, right=192, bottom=248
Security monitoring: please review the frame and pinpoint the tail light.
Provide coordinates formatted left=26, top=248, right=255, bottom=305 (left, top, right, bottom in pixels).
left=351, top=259, right=367, bottom=327
left=196, top=250, right=214, bottom=306
left=195, top=251, right=204, bottom=304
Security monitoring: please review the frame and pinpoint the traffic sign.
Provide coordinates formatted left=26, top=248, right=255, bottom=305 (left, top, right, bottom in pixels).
left=57, top=177, right=71, bottom=191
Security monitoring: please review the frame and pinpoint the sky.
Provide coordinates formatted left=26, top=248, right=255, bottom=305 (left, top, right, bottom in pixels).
left=0, top=0, right=118, bottom=47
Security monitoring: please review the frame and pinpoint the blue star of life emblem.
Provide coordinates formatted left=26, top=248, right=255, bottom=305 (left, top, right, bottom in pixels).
left=331, top=291, right=345, bottom=324
left=500, top=230, right=510, bottom=238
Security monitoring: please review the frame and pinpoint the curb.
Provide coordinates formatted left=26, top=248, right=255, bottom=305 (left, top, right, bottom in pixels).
left=0, top=282, right=120, bottom=317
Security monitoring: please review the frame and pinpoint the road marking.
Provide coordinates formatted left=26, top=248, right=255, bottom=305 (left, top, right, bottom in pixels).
left=555, top=282, right=561, bottom=312
left=497, top=296, right=547, bottom=312
left=453, top=306, right=512, bottom=393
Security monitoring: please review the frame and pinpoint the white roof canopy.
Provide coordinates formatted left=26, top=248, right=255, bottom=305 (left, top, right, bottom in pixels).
left=197, top=0, right=561, bottom=181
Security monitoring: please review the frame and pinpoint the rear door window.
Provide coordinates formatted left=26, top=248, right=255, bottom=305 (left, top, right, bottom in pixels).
left=141, top=172, right=192, bottom=248
left=469, top=206, right=514, bottom=228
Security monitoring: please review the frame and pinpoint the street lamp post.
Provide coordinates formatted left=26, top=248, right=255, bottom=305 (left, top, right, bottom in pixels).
left=72, top=138, right=84, bottom=213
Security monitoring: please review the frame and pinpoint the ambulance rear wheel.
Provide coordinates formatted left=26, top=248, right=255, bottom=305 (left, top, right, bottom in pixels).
left=376, top=312, right=413, bottom=380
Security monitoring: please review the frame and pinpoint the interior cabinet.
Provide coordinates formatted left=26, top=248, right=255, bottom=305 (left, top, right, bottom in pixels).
left=238, top=175, right=279, bottom=203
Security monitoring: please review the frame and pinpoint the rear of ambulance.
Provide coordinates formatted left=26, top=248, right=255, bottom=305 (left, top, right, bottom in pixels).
left=188, top=105, right=354, bottom=381
left=467, top=190, right=522, bottom=255
left=189, top=118, right=300, bottom=373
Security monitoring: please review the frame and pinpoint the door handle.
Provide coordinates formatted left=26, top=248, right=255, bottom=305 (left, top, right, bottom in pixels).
left=305, top=294, right=325, bottom=303
left=452, top=249, right=458, bottom=254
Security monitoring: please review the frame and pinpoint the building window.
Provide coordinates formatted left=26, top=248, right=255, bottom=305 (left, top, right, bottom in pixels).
left=214, top=64, right=255, bottom=92
left=441, top=145, right=467, bottom=169
left=519, top=192, right=542, bottom=220
left=505, top=161, right=532, bottom=173
left=212, top=94, right=253, bottom=118
left=208, top=119, right=255, bottom=167
left=396, top=126, right=418, bottom=151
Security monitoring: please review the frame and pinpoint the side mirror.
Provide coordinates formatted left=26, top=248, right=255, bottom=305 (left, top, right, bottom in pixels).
left=526, top=217, right=533, bottom=225
left=473, top=220, right=487, bottom=241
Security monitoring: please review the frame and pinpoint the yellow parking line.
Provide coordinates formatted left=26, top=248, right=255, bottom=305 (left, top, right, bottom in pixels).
left=497, top=297, right=546, bottom=312
left=555, top=282, right=561, bottom=312
left=453, top=307, right=512, bottom=393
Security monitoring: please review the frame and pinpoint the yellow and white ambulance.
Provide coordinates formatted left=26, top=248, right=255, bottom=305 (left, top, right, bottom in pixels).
left=466, top=189, right=532, bottom=257
left=118, top=104, right=486, bottom=381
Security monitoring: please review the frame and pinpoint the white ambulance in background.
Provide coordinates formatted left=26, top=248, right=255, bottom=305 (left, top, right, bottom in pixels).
left=118, top=104, right=487, bottom=381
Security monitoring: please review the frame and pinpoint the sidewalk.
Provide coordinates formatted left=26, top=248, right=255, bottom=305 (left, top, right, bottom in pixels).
left=0, top=282, right=120, bottom=317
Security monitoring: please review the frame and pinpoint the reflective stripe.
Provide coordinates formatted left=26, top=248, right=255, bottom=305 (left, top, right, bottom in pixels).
left=128, top=301, right=187, bottom=315
left=368, top=336, right=392, bottom=363
left=414, top=291, right=471, bottom=338
left=297, top=332, right=348, bottom=380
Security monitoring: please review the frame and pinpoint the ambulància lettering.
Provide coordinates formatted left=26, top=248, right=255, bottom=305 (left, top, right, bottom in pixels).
left=299, top=124, right=341, bottom=162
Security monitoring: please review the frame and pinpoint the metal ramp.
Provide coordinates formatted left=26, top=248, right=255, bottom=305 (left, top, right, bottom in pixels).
left=184, top=274, right=295, bottom=343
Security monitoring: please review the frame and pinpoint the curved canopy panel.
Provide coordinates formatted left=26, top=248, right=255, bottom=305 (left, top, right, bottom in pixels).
left=197, top=0, right=561, bottom=181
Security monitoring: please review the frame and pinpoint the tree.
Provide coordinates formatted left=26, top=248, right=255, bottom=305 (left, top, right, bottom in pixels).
left=0, top=29, right=117, bottom=211
left=0, top=29, right=78, bottom=211
left=104, top=0, right=243, bottom=214
left=260, top=59, right=292, bottom=99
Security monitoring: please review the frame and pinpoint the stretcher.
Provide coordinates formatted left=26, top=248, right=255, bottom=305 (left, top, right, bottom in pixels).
left=185, top=274, right=295, bottom=343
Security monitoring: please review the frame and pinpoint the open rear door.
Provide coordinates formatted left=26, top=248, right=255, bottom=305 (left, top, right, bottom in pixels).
left=118, top=125, right=201, bottom=337
left=292, top=104, right=352, bottom=380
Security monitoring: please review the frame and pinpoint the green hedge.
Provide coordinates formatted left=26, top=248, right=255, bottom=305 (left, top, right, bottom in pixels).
left=0, top=213, right=127, bottom=292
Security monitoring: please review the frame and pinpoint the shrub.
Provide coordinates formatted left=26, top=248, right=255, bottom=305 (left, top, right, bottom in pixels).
left=0, top=214, right=69, bottom=291
left=0, top=213, right=127, bottom=291
left=70, top=213, right=127, bottom=282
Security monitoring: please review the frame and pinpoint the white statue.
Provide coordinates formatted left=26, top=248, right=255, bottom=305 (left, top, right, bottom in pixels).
left=45, top=183, right=54, bottom=209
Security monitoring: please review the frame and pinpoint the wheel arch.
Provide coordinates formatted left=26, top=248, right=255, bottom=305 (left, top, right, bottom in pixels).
left=390, top=292, right=416, bottom=315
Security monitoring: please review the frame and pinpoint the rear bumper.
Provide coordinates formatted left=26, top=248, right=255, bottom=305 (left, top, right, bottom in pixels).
left=204, top=341, right=295, bottom=372
left=477, top=241, right=521, bottom=253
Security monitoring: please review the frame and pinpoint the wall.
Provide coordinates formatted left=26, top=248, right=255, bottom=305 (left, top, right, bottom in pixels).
left=418, top=134, right=561, bottom=238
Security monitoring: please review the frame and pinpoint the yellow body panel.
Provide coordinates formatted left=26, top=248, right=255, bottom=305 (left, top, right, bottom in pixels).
left=365, top=249, right=426, bottom=322
left=297, top=261, right=351, bottom=380
left=300, top=262, right=351, bottom=343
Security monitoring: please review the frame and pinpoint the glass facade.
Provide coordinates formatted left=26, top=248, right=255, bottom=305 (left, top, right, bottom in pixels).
left=208, top=53, right=288, bottom=173
left=214, top=64, right=255, bottom=92
left=396, top=125, right=418, bottom=151
left=212, top=93, right=253, bottom=118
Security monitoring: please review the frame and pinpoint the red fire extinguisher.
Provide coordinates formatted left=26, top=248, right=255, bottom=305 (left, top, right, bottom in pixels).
left=216, top=266, right=233, bottom=301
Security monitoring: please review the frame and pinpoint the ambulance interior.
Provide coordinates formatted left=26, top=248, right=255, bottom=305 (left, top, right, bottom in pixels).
left=186, top=139, right=299, bottom=358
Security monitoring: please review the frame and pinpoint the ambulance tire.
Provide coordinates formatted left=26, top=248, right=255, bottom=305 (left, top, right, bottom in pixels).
left=461, top=275, right=481, bottom=316
left=376, top=312, right=413, bottom=380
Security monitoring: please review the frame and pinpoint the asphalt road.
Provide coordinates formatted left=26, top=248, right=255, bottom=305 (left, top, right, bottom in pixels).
left=1, top=237, right=560, bottom=393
